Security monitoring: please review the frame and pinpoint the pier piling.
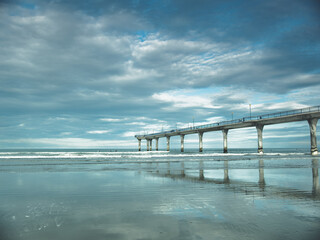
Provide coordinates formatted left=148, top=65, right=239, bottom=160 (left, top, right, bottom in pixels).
left=138, top=139, right=141, bottom=151
left=156, top=138, right=159, bottom=151
left=180, top=135, right=185, bottom=152
left=198, top=132, right=203, bottom=152
left=146, top=139, right=150, bottom=151
left=222, top=129, right=228, bottom=153
left=166, top=136, right=170, bottom=151
left=308, top=118, right=318, bottom=156
left=256, top=124, right=264, bottom=154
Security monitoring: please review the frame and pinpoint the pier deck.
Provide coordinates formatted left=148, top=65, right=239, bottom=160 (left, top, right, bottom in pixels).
left=135, top=106, right=320, bottom=155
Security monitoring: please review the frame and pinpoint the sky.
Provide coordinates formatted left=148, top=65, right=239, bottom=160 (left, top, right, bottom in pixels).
left=0, top=0, right=320, bottom=150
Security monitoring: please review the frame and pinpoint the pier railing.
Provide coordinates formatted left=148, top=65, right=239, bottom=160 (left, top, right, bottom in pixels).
left=135, top=105, right=320, bottom=138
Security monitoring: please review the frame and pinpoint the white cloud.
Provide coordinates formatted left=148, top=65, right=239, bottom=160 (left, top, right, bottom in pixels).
left=100, top=118, right=124, bottom=122
left=125, top=122, right=146, bottom=126
left=111, top=60, right=162, bottom=83
left=261, top=102, right=308, bottom=111
left=205, top=116, right=225, bottom=123
left=0, top=138, right=136, bottom=148
left=137, top=123, right=170, bottom=134
left=152, top=89, right=219, bottom=109
left=60, top=132, right=72, bottom=136
left=123, top=131, right=139, bottom=137
left=87, top=130, right=110, bottom=134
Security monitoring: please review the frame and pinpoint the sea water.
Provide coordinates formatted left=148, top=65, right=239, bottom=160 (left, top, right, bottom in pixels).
left=0, top=148, right=319, bottom=240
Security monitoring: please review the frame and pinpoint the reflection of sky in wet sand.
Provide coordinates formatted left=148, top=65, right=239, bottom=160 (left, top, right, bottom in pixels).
left=0, top=155, right=320, bottom=240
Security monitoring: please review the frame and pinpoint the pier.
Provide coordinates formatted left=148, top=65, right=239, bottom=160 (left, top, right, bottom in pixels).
left=135, top=105, right=320, bottom=155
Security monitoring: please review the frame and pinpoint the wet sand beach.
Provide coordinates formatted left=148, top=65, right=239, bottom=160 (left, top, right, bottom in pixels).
left=0, top=149, right=319, bottom=240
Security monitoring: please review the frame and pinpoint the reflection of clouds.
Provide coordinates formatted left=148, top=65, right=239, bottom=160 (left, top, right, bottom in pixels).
left=265, top=169, right=313, bottom=191
left=16, top=177, right=24, bottom=186
left=1, top=153, right=320, bottom=239
left=152, top=200, right=226, bottom=221
left=0, top=200, right=69, bottom=238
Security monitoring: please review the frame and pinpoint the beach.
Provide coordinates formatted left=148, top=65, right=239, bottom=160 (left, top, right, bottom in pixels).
left=0, top=149, right=319, bottom=240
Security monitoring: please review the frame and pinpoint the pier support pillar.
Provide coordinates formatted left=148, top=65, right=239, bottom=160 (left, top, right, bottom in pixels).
left=198, top=132, right=204, bottom=152
left=150, top=139, right=153, bottom=151
left=222, top=129, right=228, bottom=153
left=156, top=138, right=159, bottom=151
left=166, top=136, right=170, bottom=151
left=138, top=139, right=141, bottom=151
left=180, top=135, right=185, bottom=152
left=308, top=118, right=318, bottom=156
left=146, top=139, right=150, bottom=151
left=256, top=124, right=264, bottom=154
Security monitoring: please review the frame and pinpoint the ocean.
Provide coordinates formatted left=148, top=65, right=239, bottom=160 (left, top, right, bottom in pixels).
left=0, top=148, right=319, bottom=240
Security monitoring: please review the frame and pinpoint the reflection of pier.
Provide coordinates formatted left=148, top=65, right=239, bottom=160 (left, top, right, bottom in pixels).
left=148, top=159, right=320, bottom=200
left=313, top=159, right=319, bottom=196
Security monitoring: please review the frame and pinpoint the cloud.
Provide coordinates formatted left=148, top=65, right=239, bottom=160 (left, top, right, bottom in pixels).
left=123, top=131, right=138, bottom=137
left=87, top=130, right=110, bottom=134
left=0, top=138, right=136, bottom=148
left=0, top=0, right=319, bottom=148
left=152, top=89, right=220, bottom=110
left=100, top=118, right=125, bottom=122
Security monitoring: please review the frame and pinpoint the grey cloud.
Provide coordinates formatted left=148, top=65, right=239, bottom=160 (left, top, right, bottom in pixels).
left=212, top=91, right=248, bottom=106
left=0, top=0, right=319, bottom=148
left=2, top=1, right=319, bottom=100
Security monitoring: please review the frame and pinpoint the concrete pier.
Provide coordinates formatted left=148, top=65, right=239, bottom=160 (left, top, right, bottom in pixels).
left=147, top=139, right=150, bottom=151
left=256, top=124, right=264, bottom=154
left=308, top=118, right=318, bottom=155
left=135, top=106, right=320, bottom=153
left=222, top=129, right=228, bottom=153
left=180, top=135, right=185, bottom=152
left=149, top=139, right=153, bottom=151
left=156, top=138, right=159, bottom=151
left=166, top=136, right=170, bottom=151
left=138, top=139, right=141, bottom=151
left=198, top=132, right=203, bottom=152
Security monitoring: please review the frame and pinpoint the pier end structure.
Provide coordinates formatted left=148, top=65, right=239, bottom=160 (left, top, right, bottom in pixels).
left=135, top=106, right=320, bottom=154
